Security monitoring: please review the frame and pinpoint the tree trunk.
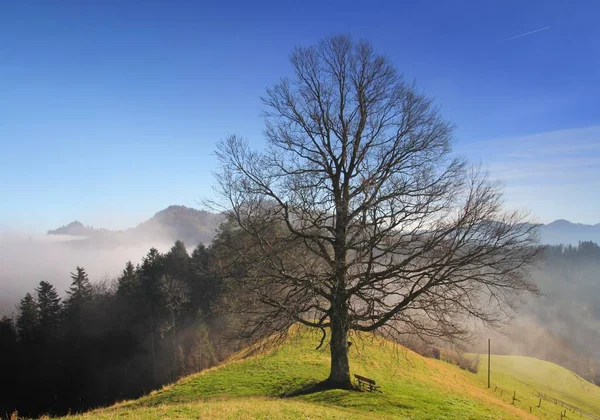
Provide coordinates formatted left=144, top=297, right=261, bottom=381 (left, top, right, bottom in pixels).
left=171, top=309, right=177, bottom=380
left=327, top=309, right=352, bottom=388
left=148, top=305, right=157, bottom=388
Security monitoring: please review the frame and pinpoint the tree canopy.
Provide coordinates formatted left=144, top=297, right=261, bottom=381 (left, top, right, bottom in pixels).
left=214, top=35, right=539, bottom=388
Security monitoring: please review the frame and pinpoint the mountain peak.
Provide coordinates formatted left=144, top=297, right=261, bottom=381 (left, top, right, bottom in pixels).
left=47, top=221, right=95, bottom=236
left=541, top=219, right=600, bottom=245
left=154, top=205, right=204, bottom=217
left=46, top=205, right=221, bottom=246
left=547, top=219, right=572, bottom=226
left=135, top=205, right=220, bottom=245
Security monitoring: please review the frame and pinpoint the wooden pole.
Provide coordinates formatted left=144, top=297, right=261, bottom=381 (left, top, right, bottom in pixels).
left=487, top=338, right=491, bottom=389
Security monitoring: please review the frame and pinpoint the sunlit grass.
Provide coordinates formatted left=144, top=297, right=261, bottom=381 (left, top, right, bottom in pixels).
left=57, top=327, right=599, bottom=419
left=474, top=354, right=600, bottom=418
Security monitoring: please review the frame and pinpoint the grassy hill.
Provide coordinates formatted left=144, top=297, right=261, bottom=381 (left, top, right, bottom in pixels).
left=476, top=354, right=600, bottom=417
left=58, top=328, right=600, bottom=420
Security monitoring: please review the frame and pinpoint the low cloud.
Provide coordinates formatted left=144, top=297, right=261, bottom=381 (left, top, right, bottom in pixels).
left=0, top=232, right=175, bottom=316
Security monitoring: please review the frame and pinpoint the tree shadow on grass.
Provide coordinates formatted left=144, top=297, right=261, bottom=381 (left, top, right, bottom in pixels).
left=281, top=380, right=363, bottom=397
left=280, top=380, right=414, bottom=411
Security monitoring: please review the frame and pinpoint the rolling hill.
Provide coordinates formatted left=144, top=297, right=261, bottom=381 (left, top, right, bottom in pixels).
left=58, top=327, right=600, bottom=420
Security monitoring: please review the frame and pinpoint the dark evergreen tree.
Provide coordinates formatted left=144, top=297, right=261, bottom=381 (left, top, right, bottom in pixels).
left=117, top=261, right=139, bottom=297
left=16, top=293, right=38, bottom=343
left=190, top=243, right=217, bottom=315
left=0, top=316, right=18, bottom=415
left=164, top=240, right=190, bottom=282
left=0, top=316, right=16, bottom=343
left=65, top=267, right=92, bottom=312
left=139, top=248, right=166, bottom=387
left=35, top=281, right=62, bottom=341
left=163, top=240, right=192, bottom=377
left=63, top=266, right=93, bottom=339
left=115, top=260, right=143, bottom=332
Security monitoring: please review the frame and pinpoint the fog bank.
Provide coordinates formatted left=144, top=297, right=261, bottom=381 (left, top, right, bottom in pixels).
left=0, top=232, right=175, bottom=315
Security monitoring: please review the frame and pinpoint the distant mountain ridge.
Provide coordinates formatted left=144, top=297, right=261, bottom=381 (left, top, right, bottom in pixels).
left=48, top=206, right=599, bottom=247
left=47, top=205, right=223, bottom=247
left=539, top=219, right=600, bottom=245
left=47, top=221, right=102, bottom=236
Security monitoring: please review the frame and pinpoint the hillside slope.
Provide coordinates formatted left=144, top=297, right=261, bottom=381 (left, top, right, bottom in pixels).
left=477, top=354, right=600, bottom=417
left=62, top=329, right=599, bottom=420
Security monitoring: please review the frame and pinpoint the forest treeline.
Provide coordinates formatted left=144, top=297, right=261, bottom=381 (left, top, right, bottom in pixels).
left=541, top=240, right=600, bottom=320
left=465, top=241, right=600, bottom=385
left=0, top=222, right=245, bottom=418
left=526, top=240, right=600, bottom=382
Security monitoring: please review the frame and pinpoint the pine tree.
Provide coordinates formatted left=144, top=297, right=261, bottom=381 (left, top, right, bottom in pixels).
left=164, top=240, right=190, bottom=285
left=0, top=315, right=18, bottom=410
left=140, top=249, right=165, bottom=307
left=117, top=261, right=139, bottom=297
left=35, top=281, right=62, bottom=341
left=0, top=316, right=17, bottom=347
left=66, top=267, right=92, bottom=305
left=139, top=248, right=165, bottom=387
left=189, top=243, right=216, bottom=314
left=64, top=266, right=93, bottom=333
left=115, top=261, right=144, bottom=340
left=16, top=293, right=38, bottom=343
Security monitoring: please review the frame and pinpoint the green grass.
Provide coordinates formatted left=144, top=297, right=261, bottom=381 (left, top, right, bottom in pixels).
left=474, top=354, right=600, bottom=418
left=57, top=327, right=599, bottom=420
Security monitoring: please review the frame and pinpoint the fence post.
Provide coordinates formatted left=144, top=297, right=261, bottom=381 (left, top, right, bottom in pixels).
left=487, top=338, right=491, bottom=389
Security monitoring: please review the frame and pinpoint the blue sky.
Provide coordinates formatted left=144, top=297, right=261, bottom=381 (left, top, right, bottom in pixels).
left=1, top=0, right=599, bottom=232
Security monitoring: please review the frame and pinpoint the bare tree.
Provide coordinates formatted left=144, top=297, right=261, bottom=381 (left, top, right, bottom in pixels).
left=213, top=35, right=539, bottom=389
left=160, top=274, right=189, bottom=379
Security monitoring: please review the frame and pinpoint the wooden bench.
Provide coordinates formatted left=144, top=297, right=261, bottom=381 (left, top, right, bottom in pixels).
left=354, top=374, right=381, bottom=392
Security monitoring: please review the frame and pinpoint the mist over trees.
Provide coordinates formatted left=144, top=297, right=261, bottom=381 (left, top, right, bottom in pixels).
left=0, top=240, right=231, bottom=418
left=213, top=35, right=539, bottom=389
left=0, top=206, right=222, bottom=316
left=525, top=242, right=600, bottom=382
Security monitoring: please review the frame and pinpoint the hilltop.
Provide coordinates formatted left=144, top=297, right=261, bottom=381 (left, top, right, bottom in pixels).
left=47, top=221, right=104, bottom=236
left=60, top=328, right=600, bottom=420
